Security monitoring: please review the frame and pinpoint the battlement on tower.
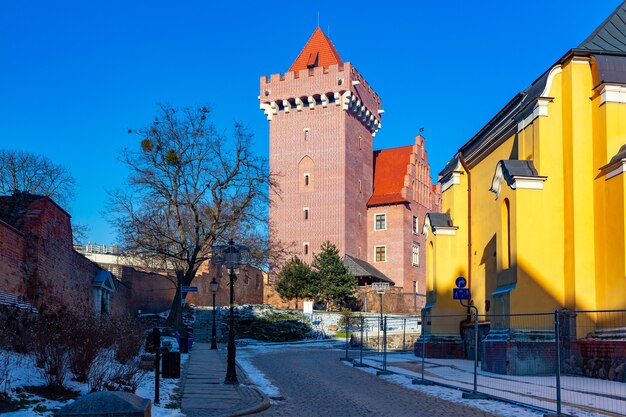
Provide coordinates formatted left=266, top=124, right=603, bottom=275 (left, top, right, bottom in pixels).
left=259, top=62, right=383, bottom=135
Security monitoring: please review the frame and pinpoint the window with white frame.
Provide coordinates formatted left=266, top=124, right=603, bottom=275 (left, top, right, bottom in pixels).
left=413, top=215, right=419, bottom=234
left=304, top=173, right=310, bottom=186
left=412, top=242, right=419, bottom=266
left=375, top=245, right=386, bottom=262
left=304, top=208, right=309, bottom=220
left=375, top=213, right=386, bottom=230
left=304, top=128, right=310, bottom=141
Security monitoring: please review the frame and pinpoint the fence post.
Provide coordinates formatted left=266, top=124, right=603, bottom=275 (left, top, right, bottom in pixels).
left=154, top=347, right=161, bottom=404
left=341, top=316, right=350, bottom=361
left=359, top=316, right=365, bottom=366
left=377, top=316, right=381, bottom=354
left=413, top=316, right=433, bottom=385
left=402, top=317, right=407, bottom=351
left=554, top=310, right=563, bottom=416
left=377, top=316, right=392, bottom=375
left=461, top=308, right=488, bottom=399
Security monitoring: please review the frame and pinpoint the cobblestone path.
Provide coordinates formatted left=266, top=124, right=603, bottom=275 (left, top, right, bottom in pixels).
left=251, top=348, right=500, bottom=417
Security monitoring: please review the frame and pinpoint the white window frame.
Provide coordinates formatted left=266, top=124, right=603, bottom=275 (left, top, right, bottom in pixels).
left=413, top=215, right=419, bottom=235
left=374, top=245, right=387, bottom=263
left=412, top=242, right=420, bottom=266
left=303, top=207, right=309, bottom=220
left=374, top=213, right=387, bottom=231
left=304, top=128, right=310, bottom=141
left=304, top=173, right=310, bottom=186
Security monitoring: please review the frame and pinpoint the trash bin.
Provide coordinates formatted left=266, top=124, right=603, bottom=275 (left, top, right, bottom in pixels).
left=179, top=335, right=189, bottom=354
left=161, top=351, right=180, bottom=378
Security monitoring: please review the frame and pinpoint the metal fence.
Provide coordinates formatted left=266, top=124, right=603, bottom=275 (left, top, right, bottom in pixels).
left=340, top=310, right=626, bottom=417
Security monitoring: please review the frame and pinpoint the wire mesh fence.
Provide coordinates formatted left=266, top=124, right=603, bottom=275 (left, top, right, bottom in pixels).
left=341, top=309, right=626, bottom=416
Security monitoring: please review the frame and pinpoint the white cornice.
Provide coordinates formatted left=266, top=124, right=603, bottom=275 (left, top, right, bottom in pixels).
left=517, top=97, right=552, bottom=132
left=490, top=162, right=547, bottom=199
left=599, top=84, right=626, bottom=105
left=605, top=158, right=626, bottom=180
left=441, top=160, right=463, bottom=193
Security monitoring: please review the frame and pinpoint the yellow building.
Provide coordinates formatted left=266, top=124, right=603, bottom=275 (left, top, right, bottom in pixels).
left=423, top=3, right=626, bottom=374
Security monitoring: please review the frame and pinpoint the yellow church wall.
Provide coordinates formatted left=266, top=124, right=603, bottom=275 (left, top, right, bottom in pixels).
left=427, top=55, right=626, bottom=343
left=425, top=166, right=468, bottom=335
left=468, top=135, right=516, bottom=317
left=602, top=174, right=626, bottom=312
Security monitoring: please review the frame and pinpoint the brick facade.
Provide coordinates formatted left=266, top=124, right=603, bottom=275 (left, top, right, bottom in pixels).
left=261, top=29, right=441, bottom=307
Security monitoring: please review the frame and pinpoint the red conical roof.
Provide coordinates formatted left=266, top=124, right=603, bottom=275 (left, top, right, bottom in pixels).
left=289, top=27, right=343, bottom=72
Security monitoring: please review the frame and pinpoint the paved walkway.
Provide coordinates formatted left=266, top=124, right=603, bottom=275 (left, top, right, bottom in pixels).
left=249, top=348, right=499, bottom=417
left=181, top=343, right=269, bottom=417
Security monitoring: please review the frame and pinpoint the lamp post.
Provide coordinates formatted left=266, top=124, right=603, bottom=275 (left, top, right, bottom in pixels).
left=373, top=282, right=389, bottom=331
left=210, top=240, right=250, bottom=385
left=210, top=277, right=218, bottom=350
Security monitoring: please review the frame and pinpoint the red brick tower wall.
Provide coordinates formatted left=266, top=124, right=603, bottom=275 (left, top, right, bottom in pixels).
left=366, top=136, right=441, bottom=302
left=261, top=62, right=381, bottom=270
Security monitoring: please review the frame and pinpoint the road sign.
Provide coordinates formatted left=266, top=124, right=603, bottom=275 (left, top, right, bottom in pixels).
left=453, top=288, right=470, bottom=300
left=303, top=301, right=313, bottom=315
left=182, top=286, right=198, bottom=293
left=455, top=276, right=467, bottom=288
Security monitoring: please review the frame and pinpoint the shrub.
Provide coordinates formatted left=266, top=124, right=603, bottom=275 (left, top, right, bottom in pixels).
left=68, top=316, right=109, bottom=382
left=109, top=316, right=146, bottom=363
left=32, top=312, right=71, bottom=389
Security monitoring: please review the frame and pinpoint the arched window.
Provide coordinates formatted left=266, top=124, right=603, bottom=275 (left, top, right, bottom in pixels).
left=298, top=156, right=314, bottom=191
left=502, top=198, right=511, bottom=269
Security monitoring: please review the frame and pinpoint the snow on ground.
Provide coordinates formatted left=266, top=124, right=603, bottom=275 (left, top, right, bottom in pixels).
left=354, top=352, right=621, bottom=417
left=135, top=353, right=189, bottom=417
left=1, top=350, right=89, bottom=417
left=1, top=348, right=187, bottom=417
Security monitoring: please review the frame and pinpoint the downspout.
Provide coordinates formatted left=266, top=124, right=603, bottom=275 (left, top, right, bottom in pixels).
left=458, top=153, right=473, bottom=335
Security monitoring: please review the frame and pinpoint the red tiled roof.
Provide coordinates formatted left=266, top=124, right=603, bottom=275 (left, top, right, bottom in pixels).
left=289, top=28, right=343, bottom=72
left=368, top=146, right=413, bottom=207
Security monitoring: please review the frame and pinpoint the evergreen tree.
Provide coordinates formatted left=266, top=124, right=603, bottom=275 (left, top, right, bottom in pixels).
left=275, top=257, right=317, bottom=309
left=312, top=241, right=358, bottom=310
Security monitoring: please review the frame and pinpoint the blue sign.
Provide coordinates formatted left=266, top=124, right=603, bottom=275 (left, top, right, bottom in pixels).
left=182, top=286, right=198, bottom=293
left=453, top=288, right=470, bottom=300
left=455, top=276, right=467, bottom=288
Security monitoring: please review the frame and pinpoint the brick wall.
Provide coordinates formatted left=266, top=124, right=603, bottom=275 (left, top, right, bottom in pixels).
left=0, top=220, right=27, bottom=296
left=188, top=265, right=264, bottom=307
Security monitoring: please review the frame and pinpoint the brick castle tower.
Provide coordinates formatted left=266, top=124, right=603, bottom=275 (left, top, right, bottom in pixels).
left=261, top=28, right=440, bottom=298
left=260, top=28, right=382, bottom=265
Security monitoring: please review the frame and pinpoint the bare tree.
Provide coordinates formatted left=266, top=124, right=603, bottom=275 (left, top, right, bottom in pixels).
left=0, top=149, right=88, bottom=244
left=110, top=104, right=275, bottom=327
left=0, top=150, right=76, bottom=207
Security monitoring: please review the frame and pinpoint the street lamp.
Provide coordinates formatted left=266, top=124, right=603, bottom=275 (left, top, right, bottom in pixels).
left=210, top=240, right=250, bottom=385
left=373, top=282, right=389, bottom=331
left=210, top=277, right=218, bottom=350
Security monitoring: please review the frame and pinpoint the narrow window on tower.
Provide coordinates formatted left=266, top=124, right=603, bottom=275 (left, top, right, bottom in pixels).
left=359, top=135, right=362, bottom=150
left=358, top=179, right=362, bottom=193
left=375, top=213, right=386, bottom=230
left=304, top=128, right=310, bottom=141
left=358, top=212, right=362, bottom=225
left=304, top=173, right=310, bottom=186
left=304, top=208, right=309, bottom=220
left=412, top=242, right=420, bottom=266
left=413, top=215, right=419, bottom=234
left=375, top=245, right=386, bottom=262
left=303, top=242, right=310, bottom=255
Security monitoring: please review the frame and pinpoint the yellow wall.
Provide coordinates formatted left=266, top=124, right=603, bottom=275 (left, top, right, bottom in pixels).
left=426, top=55, right=626, bottom=336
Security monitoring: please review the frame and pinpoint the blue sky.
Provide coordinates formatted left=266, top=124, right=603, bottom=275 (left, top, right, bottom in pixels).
left=0, top=0, right=622, bottom=244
